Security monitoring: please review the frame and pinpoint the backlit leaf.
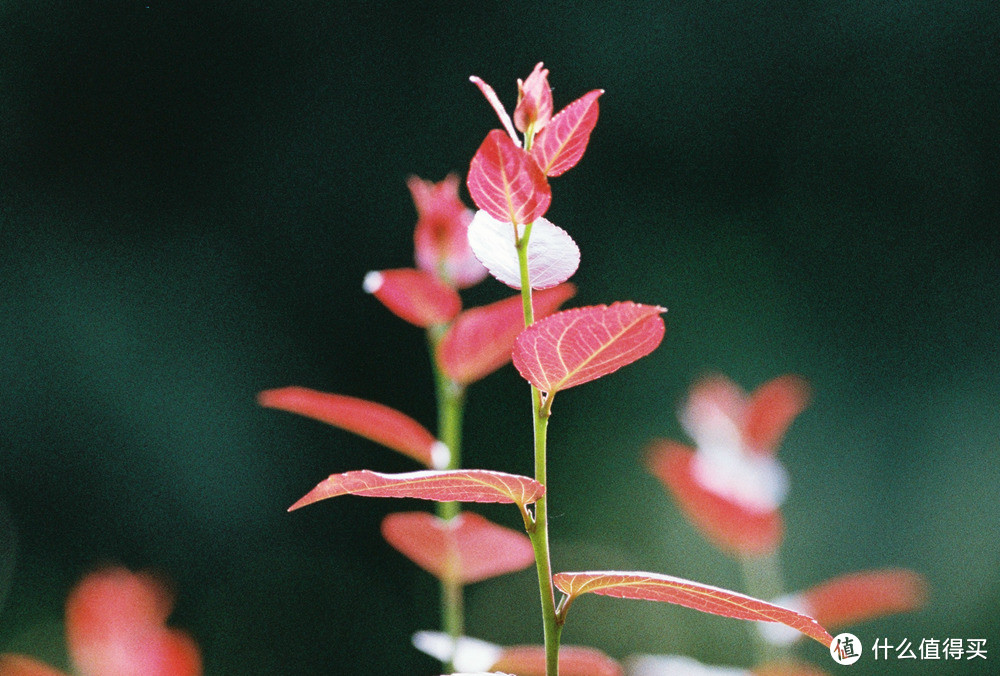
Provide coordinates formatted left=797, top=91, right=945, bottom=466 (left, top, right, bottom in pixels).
left=799, top=569, right=928, bottom=630
left=530, top=90, right=602, bottom=177
left=381, top=511, right=534, bottom=585
left=512, top=302, right=665, bottom=394
left=645, top=440, right=783, bottom=557
left=289, top=469, right=545, bottom=512
left=742, top=375, right=811, bottom=455
left=259, top=387, right=443, bottom=467
left=552, top=571, right=832, bottom=647
left=467, top=130, right=551, bottom=226
left=469, top=76, right=520, bottom=146
left=363, top=268, right=462, bottom=328
left=466, top=211, right=579, bottom=290
left=437, top=284, right=575, bottom=385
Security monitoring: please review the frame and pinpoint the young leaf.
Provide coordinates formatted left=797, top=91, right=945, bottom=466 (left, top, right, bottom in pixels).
left=466, top=211, right=580, bottom=290
left=289, top=469, right=545, bottom=512
left=513, top=62, right=553, bottom=134
left=798, top=569, right=928, bottom=631
left=552, top=571, right=833, bottom=647
left=530, top=90, right=602, bottom=177
left=467, top=130, right=551, bottom=226
left=409, top=174, right=487, bottom=289
left=512, top=302, right=666, bottom=394
left=437, top=284, right=576, bottom=385
left=492, top=645, right=623, bottom=676
left=469, top=76, right=520, bottom=146
left=363, top=268, right=462, bottom=328
left=381, top=512, right=534, bottom=585
left=645, top=440, right=783, bottom=557
left=742, top=375, right=811, bottom=456
left=258, top=387, right=443, bottom=467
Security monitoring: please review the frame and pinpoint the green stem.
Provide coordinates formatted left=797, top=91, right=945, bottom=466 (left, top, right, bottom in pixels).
left=740, top=551, right=788, bottom=665
left=428, top=325, right=467, bottom=668
left=516, top=226, right=563, bottom=676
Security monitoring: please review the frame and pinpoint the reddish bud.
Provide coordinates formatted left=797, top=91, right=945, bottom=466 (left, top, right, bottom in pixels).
left=408, top=174, right=487, bottom=289
left=514, top=62, right=554, bottom=134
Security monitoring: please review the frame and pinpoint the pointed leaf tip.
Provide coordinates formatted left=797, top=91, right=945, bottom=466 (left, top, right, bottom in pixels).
left=258, top=387, right=438, bottom=466
left=289, top=469, right=545, bottom=512
left=531, top=89, right=603, bottom=176
left=553, top=571, right=833, bottom=647
left=512, top=302, right=666, bottom=394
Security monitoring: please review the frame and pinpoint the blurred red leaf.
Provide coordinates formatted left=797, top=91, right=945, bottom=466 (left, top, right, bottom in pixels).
left=381, top=511, right=534, bottom=585
left=512, top=302, right=665, bottom=394
left=800, top=569, right=928, bottom=630
left=467, top=130, right=551, bottom=226
left=409, top=174, right=487, bottom=289
left=437, top=284, right=575, bottom=385
left=530, top=90, right=602, bottom=177
left=0, top=656, right=67, bottom=676
left=492, top=645, right=623, bottom=676
left=289, top=469, right=545, bottom=512
left=364, top=268, right=462, bottom=328
left=65, top=568, right=202, bottom=676
left=258, top=387, right=441, bottom=467
left=645, top=440, right=783, bottom=557
left=552, top=571, right=832, bottom=647
left=743, top=375, right=811, bottom=456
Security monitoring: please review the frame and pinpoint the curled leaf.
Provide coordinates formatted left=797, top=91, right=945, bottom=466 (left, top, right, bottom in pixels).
left=467, top=130, right=551, bottom=226
left=363, top=268, right=462, bottom=328
left=381, top=511, right=534, bottom=585
left=437, top=284, right=576, bottom=385
left=259, top=387, right=443, bottom=467
left=469, top=76, right=520, bottom=146
left=289, top=469, right=545, bottom=512
left=467, top=211, right=580, bottom=290
left=552, top=571, right=832, bottom=647
left=512, top=302, right=666, bottom=394
left=530, top=90, right=602, bottom=177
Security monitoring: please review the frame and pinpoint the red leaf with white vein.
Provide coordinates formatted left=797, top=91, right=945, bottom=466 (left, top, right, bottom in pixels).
left=258, top=387, right=442, bottom=467
left=512, top=302, right=665, bottom=394
left=492, top=645, right=623, bottom=676
left=363, top=268, right=462, bottom=328
left=467, top=130, right=551, bottom=226
left=467, top=211, right=579, bottom=290
left=530, top=90, right=602, bottom=177
left=552, top=571, right=832, bottom=647
left=381, top=512, right=534, bottom=585
left=437, top=284, right=576, bottom=385
left=288, top=469, right=544, bottom=512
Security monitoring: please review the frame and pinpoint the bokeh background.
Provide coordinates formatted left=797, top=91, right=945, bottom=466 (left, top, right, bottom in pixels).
left=2, top=2, right=998, bottom=674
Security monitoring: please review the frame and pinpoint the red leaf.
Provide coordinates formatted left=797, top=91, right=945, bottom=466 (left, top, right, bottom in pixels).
left=512, top=302, right=665, bottom=394
left=289, top=469, right=545, bottom=512
left=0, top=656, right=68, bottom=676
left=469, top=75, right=520, bottom=146
left=437, top=284, right=576, bottom=385
left=800, top=569, right=928, bottom=630
left=381, top=512, right=534, bottom=585
left=645, top=440, right=783, bottom=557
left=742, top=375, right=811, bottom=455
left=363, top=268, right=462, bottom=328
left=467, top=130, right=551, bottom=226
left=530, top=90, right=602, bottom=177
left=409, top=174, right=487, bottom=289
left=259, top=387, right=442, bottom=467
left=552, top=571, right=833, bottom=647
left=513, top=62, right=554, bottom=133
left=492, top=645, right=623, bottom=676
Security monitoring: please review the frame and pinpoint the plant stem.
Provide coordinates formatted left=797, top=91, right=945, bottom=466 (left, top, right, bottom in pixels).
left=740, top=551, right=788, bottom=665
left=428, top=325, right=467, bottom=668
left=516, top=227, right=563, bottom=676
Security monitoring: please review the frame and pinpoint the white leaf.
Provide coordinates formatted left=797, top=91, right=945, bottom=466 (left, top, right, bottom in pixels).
left=467, top=210, right=580, bottom=289
left=413, top=631, right=503, bottom=673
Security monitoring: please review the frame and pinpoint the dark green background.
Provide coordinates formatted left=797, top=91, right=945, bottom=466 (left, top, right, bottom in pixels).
left=2, top=2, right=998, bottom=674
